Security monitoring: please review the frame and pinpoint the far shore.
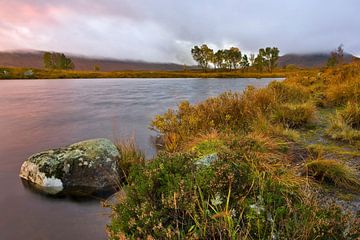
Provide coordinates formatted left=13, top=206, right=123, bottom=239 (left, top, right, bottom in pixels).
left=0, top=66, right=313, bottom=80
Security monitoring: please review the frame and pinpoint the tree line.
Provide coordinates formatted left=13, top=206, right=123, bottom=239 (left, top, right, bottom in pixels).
left=191, top=44, right=280, bottom=72
left=43, top=52, right=75, bottom=70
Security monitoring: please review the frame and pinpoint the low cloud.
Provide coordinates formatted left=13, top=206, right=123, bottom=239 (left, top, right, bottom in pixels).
left=0, top=0, right=358, bottom=64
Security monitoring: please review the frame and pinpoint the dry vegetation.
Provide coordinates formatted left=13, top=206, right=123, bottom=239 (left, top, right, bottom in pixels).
left=0, top=66, right=304, bottom=79
left=107, top=62, right=360, bottom=239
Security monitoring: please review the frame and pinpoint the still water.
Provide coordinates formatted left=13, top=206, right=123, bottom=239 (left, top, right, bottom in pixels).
left=0, top=78, right=277, bottom=240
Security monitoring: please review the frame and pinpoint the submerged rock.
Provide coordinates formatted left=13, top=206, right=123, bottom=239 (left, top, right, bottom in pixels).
left=19, top=138, right=120, bottom=196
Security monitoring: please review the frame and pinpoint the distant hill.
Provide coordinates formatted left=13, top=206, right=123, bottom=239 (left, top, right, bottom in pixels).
left=0, top=50, right=358, bottom=71
left=0, top=51, right=186, bottom=71
left=278, top=53, right=355, bottom=68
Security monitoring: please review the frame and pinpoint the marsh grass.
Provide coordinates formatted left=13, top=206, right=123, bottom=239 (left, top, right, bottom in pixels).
left=0, top=66, right=292, bottom=79
left=114, top=137, right=145, bottom=181
left=327, top=103, right=360, bottom=143
left=272, top=102, right=316, bottom=128
left=305, top=159, right=360, bottom=191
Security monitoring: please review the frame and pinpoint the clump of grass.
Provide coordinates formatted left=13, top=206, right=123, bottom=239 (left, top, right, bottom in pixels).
left=272, top=102, right=316, bottom=128
left=307, top=143, right=360, bottom=160
left=191, top=139, right=224, bottom=157
left=268, top=81, right=311, bottom=104
left=305, top=159, right=360, bottom=191
left=114, top=137, right=145, bottom=181
left=327, top=103, right=360, bottom=143
left=339, top=102, right=360, bottom=128
left=325, top=81, right=360, bottom=106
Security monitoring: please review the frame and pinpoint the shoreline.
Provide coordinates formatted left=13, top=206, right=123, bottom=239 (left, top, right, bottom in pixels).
left=0, top=66, right=311, bottom=80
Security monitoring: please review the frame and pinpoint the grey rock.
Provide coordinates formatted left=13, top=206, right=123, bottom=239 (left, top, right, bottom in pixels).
left=195, top=153, right=218, bottom=167
left=23, top=69, right=34, bottom=77
left=19, top=138, right=120, bottom=196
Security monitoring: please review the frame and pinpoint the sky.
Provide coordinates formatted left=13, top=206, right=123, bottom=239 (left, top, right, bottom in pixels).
left=0, top=0, right=359, bottom=64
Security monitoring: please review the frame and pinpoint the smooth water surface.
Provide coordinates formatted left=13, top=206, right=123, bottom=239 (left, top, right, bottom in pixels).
left=0, top=78, right=278, bottom=240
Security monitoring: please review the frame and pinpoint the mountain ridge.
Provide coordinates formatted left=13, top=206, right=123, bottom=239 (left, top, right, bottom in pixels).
left=0, top=50, right=357, bottom=71
left=0, top=51, right=186, bottom=71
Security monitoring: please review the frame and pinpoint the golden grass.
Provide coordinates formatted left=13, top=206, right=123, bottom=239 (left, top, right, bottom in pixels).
left=114, top=137, right=145, bottom=180
left=305, top=159, right=360, bottom=191
left=327, top=102, right=360, bottom=143
left=272, top=102, right=316, bottom=128
left=0, top=66, right=297, bottom=79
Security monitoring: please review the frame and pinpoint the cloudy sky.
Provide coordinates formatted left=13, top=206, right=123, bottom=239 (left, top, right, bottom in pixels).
left=0, top=0, right=358, bottom=64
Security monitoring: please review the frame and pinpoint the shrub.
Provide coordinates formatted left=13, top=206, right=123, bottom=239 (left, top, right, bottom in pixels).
left=108, top=145, right=359, bottom=240
left=305, top=159, right=360, bottom=191
left=151, top=91, right=268, bottom=151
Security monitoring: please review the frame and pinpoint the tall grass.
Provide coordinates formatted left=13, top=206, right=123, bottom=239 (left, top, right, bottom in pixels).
left=305, top=159, right=360, bottom=191
left=327, top=102, right=360, bottom=143
left=114, top=137, right=145, bottom=181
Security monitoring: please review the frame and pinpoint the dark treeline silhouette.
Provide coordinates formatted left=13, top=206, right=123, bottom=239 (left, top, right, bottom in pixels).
left=191, top=44, right=279, bottom=72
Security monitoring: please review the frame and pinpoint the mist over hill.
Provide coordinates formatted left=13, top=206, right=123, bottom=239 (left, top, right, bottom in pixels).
left=0, top=50, right=357, bottom=71
left=0, top=51, right=186, bottom=71
left=278, top=53, right=355, bottom=68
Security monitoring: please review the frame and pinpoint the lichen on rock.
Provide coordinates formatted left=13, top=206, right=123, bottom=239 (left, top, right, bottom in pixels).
left=19, top=138, right=121, bottom=196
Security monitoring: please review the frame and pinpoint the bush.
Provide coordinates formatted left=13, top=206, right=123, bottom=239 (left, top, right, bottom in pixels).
left=108, top=143, right=359, bottom=240
left=151, top=90, right=269, bottom=151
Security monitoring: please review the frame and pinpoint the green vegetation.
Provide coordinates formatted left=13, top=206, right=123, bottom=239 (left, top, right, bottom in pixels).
left=0, top=66, right=300, bottom=79
left=327, top=102, right=360, bottom=143
left=305, top=159, right=360, bottom=191
left=108, top=61, right=360, bottom=239
left=191, top=44, right=279, bottom=72
left=114, top=137, right=145, bottom=182
left=43, top=52, right=75, bottom=70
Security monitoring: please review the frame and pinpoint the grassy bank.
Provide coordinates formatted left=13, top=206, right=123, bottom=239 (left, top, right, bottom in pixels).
left=0, top=66, right=308, bottom=79
left=107, top=63, right=360, bottom=239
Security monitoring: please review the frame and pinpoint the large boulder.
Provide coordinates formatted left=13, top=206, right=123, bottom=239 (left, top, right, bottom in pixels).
left=19, top=138, right=120, bottom=196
